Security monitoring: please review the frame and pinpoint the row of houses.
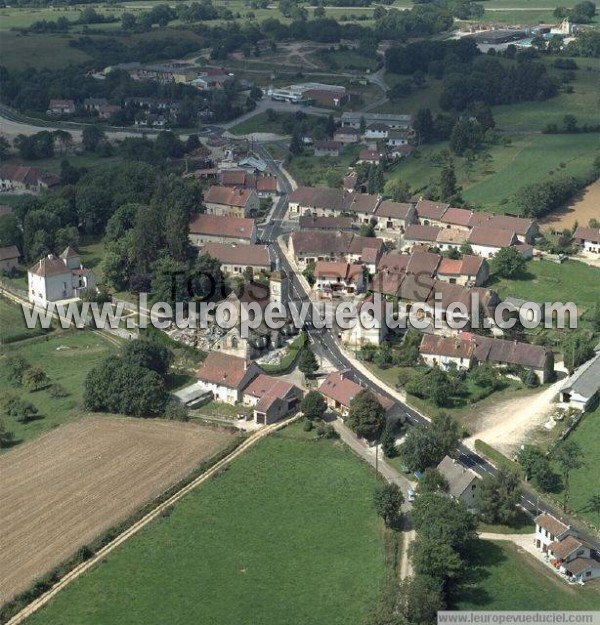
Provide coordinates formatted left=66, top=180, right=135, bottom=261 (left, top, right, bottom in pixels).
left=420, top=332, right=554, bottom=383
left=0, top=165, right=59, bottom=195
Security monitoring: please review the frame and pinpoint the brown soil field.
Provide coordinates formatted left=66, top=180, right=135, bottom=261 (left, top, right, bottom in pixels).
left=0, top=416, right=235, bottom=605
left=540, top=179, right=600, bottom=231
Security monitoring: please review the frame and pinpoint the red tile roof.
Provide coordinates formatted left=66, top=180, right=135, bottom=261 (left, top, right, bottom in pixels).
left=244, top=374, right=300, bottom=412
left=415, top=199, right=449, bottom=221
left=574, top=226, right=600, bottom=244
left=467, top=226, right=517, bottom=248
left=377, top=253, right=410, bottom=273
left=202, top=242, right=270, bottom=267
left=535, top=513, right=570, bottom=537
left=28, top=255, right=69, bottom=278
left=204, top=185, right=255, bottom=208
left=221, top=170, right=247, bottom=187
left=404, top=224, right=442, bottom=242
left=189, top=214, right=255, bottom=240
left=375, top=200, right=413, bottom=219
left=319, top=371, right=394, bottom=411
left=437, top=255, right=484, bottom=276
left=195, top=352, right=256, bottom=389
left=0, top=165, right=59, bottom=187
left=420, top=334, right=474, bottom=360
left=487, top=214, right=535, bottom=237
left=441, top=207, right=473, bottom=227
left=358, top=149, right=381, bottom=163
left=256, top=176, right=278, bottom=193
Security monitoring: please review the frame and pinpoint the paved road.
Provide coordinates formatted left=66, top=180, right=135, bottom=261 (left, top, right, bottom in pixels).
left=258, top=141, right=600, bottom=548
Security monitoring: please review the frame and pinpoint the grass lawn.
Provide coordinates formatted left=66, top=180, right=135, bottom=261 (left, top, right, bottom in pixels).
left=388, top=133, right=600, bottom=213
left=478, top=509, right=534, bottom=535
left=562, top=407, right=600, bottom=531
left=314, top=49, right=380, bottom=71
left=229, top=111, right=334, bottom=136
left=79, top=237, right=107, bottom=284
left=375, top=78, right=444, bottom=115
left=285, top=143, right=362, bottom=187
left=491, top=257, right=600, bottom=319
left=0, top=329, right=119, bottom=448
left=457, top=540, right=600, bottom=610
left=0, top=295, right=52, bottom=343
left=0, top=31, right=91, bottom=70
left=26, top=423, right=387, bottom=625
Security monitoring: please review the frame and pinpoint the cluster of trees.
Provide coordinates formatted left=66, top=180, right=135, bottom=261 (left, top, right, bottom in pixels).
left=517, top=440, right=584, bottom=511
left=23, top=6, right=118, bottom=33
left=515, top=156, right=600, bottom=218
left=400, top=412, right=461, bottom=472
left=84, top=339, right=173, bottom=417
left=554, top=0, right=596, bottom=23
left=300, top=391, right=338, bottom=438
left=544, top=114, right=600, bottom=135
left=359, top=330, right=422, bottom=369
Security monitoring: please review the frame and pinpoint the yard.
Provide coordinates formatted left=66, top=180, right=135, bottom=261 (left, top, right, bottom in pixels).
left=0, top=328, right=120, bottom=447
left=24, top=423, right=387, bottom=625
left=229, top=111, right=334, bottom=136
left=491, top=257, right=600, bottom=320
left=559, top=406, right=600, bottom=531
left=457, top=540, right=600, bottom=610
left=285, top=143, right=363, bottom=187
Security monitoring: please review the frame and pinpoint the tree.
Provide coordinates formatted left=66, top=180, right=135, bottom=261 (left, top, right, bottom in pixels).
left=398, top=575, right=445, bottom=624
left=347, top=389, right=386, bottom=443
left=0, top=136, right=10, bottom=159
left=384, top=178, right=411, bottom=202
left=359, top=223, right=376, bottom=238
left=592, top=301, right=600, bottom=332
left=417, top=468, right=449, bottom=494
left=4, top=395, right=40, bottom=423
left=83, top=357, right=168, bottom=417
left=298, top=346, right=319, bottom=378
left=554, top=440, right=584, bottom=511
left=121, top=339, right=172, bottom=378
left=5, top=354, right=30, bottom=385
left=412, top=536, right=464, bottom=582
left=325, top=114, right=336, bottom=138
left=82, top=125, right=106, bottom=152
left=412, top=492, right=478, bottom=552
left=476, top=469, right=520, bottom=525
left=301, top=390, right=327, bottom=421
left=164, top=398, right=189, bottom=421
left=373, top=482, right=404, bottom=527
left=186, top=134, right=201, bottom=152
left=439, top=165, right=458, bottom=202
left=22, top=366, right=50, bottom=391
left=0, top=420, right=14, bottom=448
left=414, top=108, right=434, bottom=143
left=289, top=129, right=303, bottom=156
left=380, top=424, right=397, bottom=458
left=400, top=413, right=461, bottom=472
left=450, top=120, right=483, bottom=156
left=493, top=246, right=526, bottom=278
left=0, top=214, right=23, bottom=250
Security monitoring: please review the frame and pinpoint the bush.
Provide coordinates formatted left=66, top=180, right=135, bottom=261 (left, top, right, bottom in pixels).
left=49, top=384, right=69, bottom=399
left=303, top=418, right=314, bottom=432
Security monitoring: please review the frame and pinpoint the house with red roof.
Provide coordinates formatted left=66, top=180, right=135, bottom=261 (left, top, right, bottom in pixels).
left=204, top=185, right=260, bottom=218
left=314, top=261, right=365, bottom=296
left=189, top=214, right=257, bottom=247
left=202, top=242, right=271, bottom=275
left=573, top=226, right=600, bottom=253
left=436, top=255, right=489, bottom=287
left=319, top=370, right=394, bottom=417
left=242, top=374, right=303, bottom=424
left=195, top=352, right=261, bottom=404
left=0, top=166, right=59, bottom=195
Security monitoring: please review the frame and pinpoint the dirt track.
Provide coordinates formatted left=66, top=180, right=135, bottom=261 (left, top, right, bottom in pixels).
left=0, top=416, right=234, bottom=605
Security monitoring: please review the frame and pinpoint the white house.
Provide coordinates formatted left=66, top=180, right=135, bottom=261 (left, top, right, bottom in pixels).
left=194, top=352, right=261, bottom=404
left=466, top=226, right=519, bottom=258
left=534, top=513, right=572, bottom=553
left=242, top=374, right=303, bottom=424
left=559, top=351, right=600, bottom=411
left=574, top=226, right=600, bottom=253
left=27, top=247, right=96, bottom=306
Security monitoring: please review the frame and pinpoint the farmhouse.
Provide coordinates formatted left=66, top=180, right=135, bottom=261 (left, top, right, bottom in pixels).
left=356, top=149, right=383, bottom=165
left=201, top=242, right=271, bottom=275
left=303, top=87, right=349, bottom=108
left=346, top=192, right=380, bottom=222
left=374, top=200, right=416, bottom=235
left=364, top=123, right=390, bottom=140
left=559, top=351, right=600, bottom=411
left=486, top=214, right=539, bottom=244
left=420, top=334, right=475, bottom=370
left=314, top=140, right=342, bottom=157
left=415, top=199, right=449, bottom=226
left=0, top=245, right=20, bottom=274
left=435, top=227, right=469, bottom=251
left=28, top=247, right=97, bottom=306
left=387, top=130, right=411, bottom=147
left=298, top=215, right=355, bottom=231
left=256, top=176, right=279, bottom=198
left=403, top=224, right=442, bottom=248
left=436, top=255, right=489, bottom=287
left=195, top=352, right=261, bottom=404
left=573, top=226, right=600, bottom=253
left=467, top=226, right=518, bottom=258
left=440, top=207, right=476, bottom=231
left=287, top=186, right=351, bottom=218
left=242, top=374, right=303, bottom=424
left=83, top=97, right=108, bottom=111
left=535, top=513, right=572, bottom=553
left=47, top=99, right=75, bottom=115
left=189, top=214, right=257, bottom=247
left=220, top=170, right=248, bottom=188
left=437, top=455, right=479, bottom=511
left=314, top=261, right=365, bottom=295
left=319, top=370, right=394, bottom=417
left=289, top=231, right=384, bottom=269
left=0, top=165, right=59, bottom=194
left=204, top=186, right=260, bottom=218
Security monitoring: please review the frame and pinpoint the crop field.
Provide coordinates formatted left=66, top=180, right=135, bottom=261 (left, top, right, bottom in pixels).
left=0, top=416, right=235, bottom=605
left=24, top=424, right=386, bottom=625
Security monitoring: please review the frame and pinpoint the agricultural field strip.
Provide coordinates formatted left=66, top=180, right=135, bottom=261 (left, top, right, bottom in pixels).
left=0, top=418, right=234, bottom=606
left=5, top=414, right=301, bottom=625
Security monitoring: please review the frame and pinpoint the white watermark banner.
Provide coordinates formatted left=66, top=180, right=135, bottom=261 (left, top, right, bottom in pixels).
left=438, top=612, right=600, bottom=625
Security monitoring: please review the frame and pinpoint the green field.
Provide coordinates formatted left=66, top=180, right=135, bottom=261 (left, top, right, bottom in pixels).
left=387, top=133, right=600, bottom=213
left=491, top=257, right=600, bottom=318
left=229, top=111, right=335, bottom=136
left=0, top=31, right=92, bottom=70
left=0, top=296, right=52, bottom=343
left=25, top=424, right=387, bottom=625
left=458, top=540, right=600, bottom=610
left=0, top=328, right=119, bottom=447
left=563, top=407, right=600, bottom=530
left=285, top=143, right=363, bottom=187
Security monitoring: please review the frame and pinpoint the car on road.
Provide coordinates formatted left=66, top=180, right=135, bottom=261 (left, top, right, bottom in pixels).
left=407, top=488, right=416, bottom=502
